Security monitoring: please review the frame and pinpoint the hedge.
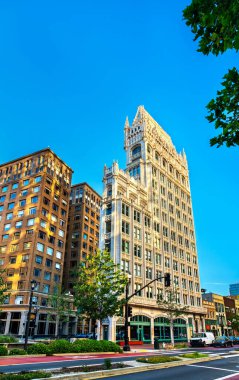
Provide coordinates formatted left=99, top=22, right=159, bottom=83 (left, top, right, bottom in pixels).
left=0, top=336, right=18, bottom=343
left=27, top=343, right=52, bottom=355
left=0, top=372, right=51, bottom=380
left=0, top=346, right=8, bottom=356
left=9, top=349, right=27, bottom=356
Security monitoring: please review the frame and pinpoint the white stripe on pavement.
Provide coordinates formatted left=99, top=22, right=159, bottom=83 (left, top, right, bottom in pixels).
left=214, top=373, right=239, bottom=380
left=187, top=364, right=239, bottom=373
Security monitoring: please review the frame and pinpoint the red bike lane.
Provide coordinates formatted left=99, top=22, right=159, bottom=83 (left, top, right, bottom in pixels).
left=0, top=351, right=154, bottom=367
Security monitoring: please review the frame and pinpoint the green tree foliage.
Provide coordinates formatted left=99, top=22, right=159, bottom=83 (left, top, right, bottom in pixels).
left=0, top=269, right=7, bottom=308
left=73, top=250, right=127, bottom=338
left=47, top=286, right=75, bottom=337
left=183, top=0, right=239, bottom=147
left=157, top=287, right=188, bottom=347
left=229, top=314, right=239, bottom=333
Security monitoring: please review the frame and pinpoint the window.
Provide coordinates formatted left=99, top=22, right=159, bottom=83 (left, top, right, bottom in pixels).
left=33, top=186, right=40, bottom=193
left=38, top=230, right=46, bottom=240
left=40, top=220, right=46, bottom=228
left=19, top=199, right=26, bottom=207
left=8, top=202, right=15, bottom=210
left=18, top=210, right=24, bottom=217
left=134, top=283, right=142, bottom=296
left=15, top=220, right=23, bottom=229
left=45, top=258, right=52, bottom=267
left=122, top=239, right=129, bottom=253
left=58, top=229, right=64, bottom=237
left=42, top=208, right=48, bottom=217
left=2, top=186, right=8, bottom=192
left=134, top=210, right=141, bottom=223
left=145, top=249, right=152, bottom=261
left=134, top=226, right=141, bottom=240
left=134, top=245, right=141, bottom=258
left=52, top=203, right=58, bottom=211
left=15, top=296, right=23, bottom=305
left=35, top=176, right=42, bottom=183
left=47, top=247, right=53, bottom=256
left=6, top=213, right=13, bottom=220
left=9, top=256, right=16, bottom=264
left=4, top=223, right=11, bottom=231
left=42, top=284, right=50, bottom=294
left=58, top=240, right=64, bottom=248
left=37, top=242, right=44, bottom=252
left=122, top=221, right=130, bottom=234
left=2, top=234, right=9, bottom=240
left=122, top=203, right=130, bottom=217
left=146, top=267, right=152, bottom=279
left=23, top=179, right=29, bottom=186
left=55, top=263, right=61, bottom=270
left=33, top=268, right=41, bottom=277
left=10, top=192, right=16, bottom=199
left=31, top=196, right=38, bottom=203
left=51, top=214, right=57, bottom=222
left=27, top=218, right=35, bottom=226
left=56, top=251, right=62, bottom=259
left=44, top=271, right=51, bottom=281
left=29, top=207, right=36, bottom=215
left=35, top=255, right=43, bottom=264
left=155, top=253, right=161, bottom=265
left=49, top=235, right=55, bottom=244
left=146, top=286, right=153, bottom=298
left=12, top=183, right=18, bottom=189
left=134, top=263, right=142, bottom=277
left=23, top=242, right=31, bottom=250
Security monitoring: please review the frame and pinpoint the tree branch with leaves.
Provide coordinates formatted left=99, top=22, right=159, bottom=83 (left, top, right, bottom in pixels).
left=73, top=250, right=127, bottom=340
left=157, top=287, right=188, bottom=347
left=183, top=0, right=239, bottom=148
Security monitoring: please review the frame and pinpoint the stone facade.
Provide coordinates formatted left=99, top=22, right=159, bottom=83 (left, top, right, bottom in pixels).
left=100, top=106, right=205, bottom=343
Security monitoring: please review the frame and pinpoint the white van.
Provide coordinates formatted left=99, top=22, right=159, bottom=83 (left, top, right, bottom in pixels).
left=190, top=332, right=215, bottom=347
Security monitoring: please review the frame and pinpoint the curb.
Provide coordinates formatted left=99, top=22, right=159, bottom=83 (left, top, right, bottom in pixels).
left=47, top=355, right=222, bottom=380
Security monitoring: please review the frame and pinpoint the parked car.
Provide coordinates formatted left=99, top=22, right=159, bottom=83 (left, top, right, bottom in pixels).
left=190, top=332, right=215, bottom=347
left=228, top=336, right=239, bottom=345
left=212, top=336, right=233, bottom=347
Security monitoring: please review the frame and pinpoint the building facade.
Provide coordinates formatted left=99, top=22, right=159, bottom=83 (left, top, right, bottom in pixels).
left=230, top=283, right=239, bottom=296
left=100, top=106, right=205, bottom=343
left=63, top=183, right=101, bottom=333
left=0, top=148, right=76, bottom=336
left=202, top=293, right=231, bottom=336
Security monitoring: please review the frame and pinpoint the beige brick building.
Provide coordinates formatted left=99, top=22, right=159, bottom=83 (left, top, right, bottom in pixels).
left=100, top=106, right=205, bottom=343
left=0, top=148, right=76, bottom=336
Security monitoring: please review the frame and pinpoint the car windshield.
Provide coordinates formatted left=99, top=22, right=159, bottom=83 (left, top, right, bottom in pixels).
left=192, top=333, right=206, bottom=338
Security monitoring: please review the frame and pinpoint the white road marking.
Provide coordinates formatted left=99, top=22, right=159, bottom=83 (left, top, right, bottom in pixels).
left=214, top=373, right=239, bottom=380
left=187, top=364, right=239, bottom=373
left=221, top=354, right=239, bottom=358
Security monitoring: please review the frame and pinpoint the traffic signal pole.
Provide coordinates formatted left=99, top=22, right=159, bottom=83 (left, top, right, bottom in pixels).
left=123, top=273, right=171, bottom=351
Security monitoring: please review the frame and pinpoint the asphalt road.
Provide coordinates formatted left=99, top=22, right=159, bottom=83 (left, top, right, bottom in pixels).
left=0, top=346, right=238, bottom=373
left=94, top=357, right=239, bottom=380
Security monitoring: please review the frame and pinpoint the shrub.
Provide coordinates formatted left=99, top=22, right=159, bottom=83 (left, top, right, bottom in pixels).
left=0, top=371, right=51, bottom=380
left=180, top=352, right=208, bottom=359
left=9, top=349, right=27, bottom=356
left=48, top=339, right=71, bottom=354
left=104, top=359, right=112, bottom=369
left=72, top=339, right=122, bottom=353
left=137, top=356, right=180, bottom=364
left=0, top=336, right=18, bottom=343
left=0, top=346, right=8, bottom=356
left=27, top=343, right=52, bottom=355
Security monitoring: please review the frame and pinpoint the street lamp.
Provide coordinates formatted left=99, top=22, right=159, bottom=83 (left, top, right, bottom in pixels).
left=24, top=280, right=37, bottom=350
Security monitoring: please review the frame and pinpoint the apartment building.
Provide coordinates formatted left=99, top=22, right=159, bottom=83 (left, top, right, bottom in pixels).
left=0, top=148, right=75, bottom=336
left=100, top=106, right=205, bottom=343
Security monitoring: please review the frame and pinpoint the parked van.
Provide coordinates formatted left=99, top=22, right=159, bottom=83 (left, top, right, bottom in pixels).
left=190, top=332, right=215, bottom=347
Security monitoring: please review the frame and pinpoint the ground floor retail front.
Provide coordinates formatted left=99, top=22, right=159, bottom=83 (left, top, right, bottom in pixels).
left=0, top=310, right=77, bottom=337
left=100, top=305, right=206, bottom=344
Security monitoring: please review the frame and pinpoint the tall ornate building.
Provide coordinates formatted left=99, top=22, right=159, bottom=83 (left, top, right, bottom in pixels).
left=100, top=106, right=205, bottom=343
left=0, top=148, right=76, bottom=336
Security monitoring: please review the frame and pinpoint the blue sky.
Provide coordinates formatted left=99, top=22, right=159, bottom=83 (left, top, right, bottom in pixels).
left=0, top=0, right=238, bottom=295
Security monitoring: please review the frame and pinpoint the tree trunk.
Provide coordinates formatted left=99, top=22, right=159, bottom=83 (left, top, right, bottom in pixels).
left=55, top=315, right=60, bottom=338
left=170, top=320, right=174, bottom=347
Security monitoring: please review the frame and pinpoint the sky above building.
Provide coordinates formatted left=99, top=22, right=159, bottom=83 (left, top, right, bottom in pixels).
left=0, top=0, right=238, bottom=295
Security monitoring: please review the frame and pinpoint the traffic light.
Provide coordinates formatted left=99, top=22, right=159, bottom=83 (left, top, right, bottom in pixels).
left=128, top=306, right=133, bottom=317
left=164, top=273, right=171, bottom=287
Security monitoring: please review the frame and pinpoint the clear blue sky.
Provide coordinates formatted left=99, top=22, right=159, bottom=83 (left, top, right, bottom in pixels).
left=0, top=1, right=238, bottom=295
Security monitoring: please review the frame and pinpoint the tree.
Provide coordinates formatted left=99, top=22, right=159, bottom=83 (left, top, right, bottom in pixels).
left=157, top=287, right=188, bottom=347
left=0, top=269, right=7, bottom=308
left=73, top=250, right=127, bottom=340
left=228, top=314, right=239, bottom=334
left=47, top=286, right=75, bottom=337
left=183, top=0, right=239, bottom=148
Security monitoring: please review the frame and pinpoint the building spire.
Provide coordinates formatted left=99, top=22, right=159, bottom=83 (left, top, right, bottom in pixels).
left=124, top=116, right=130, bottom=130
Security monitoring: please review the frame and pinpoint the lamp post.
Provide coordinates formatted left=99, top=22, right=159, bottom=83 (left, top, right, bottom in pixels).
left=24, top=280, right=37, bottom=350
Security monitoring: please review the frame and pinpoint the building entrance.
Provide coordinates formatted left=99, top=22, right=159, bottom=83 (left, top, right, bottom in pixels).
left=130, top=315, right=151, bottom=343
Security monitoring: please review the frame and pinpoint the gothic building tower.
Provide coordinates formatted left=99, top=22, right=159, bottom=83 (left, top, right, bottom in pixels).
left=100, top=106, right=205, bottom=343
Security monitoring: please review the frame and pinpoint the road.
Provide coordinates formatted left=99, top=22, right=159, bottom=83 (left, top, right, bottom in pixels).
left=0, top=346, right=238, bottom=374
left=94, top=356, right=239, bottom=380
